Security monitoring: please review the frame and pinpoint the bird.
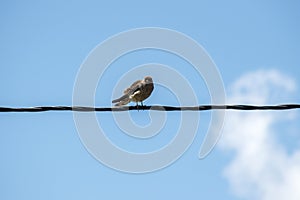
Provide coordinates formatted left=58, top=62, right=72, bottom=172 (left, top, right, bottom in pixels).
left=112, top=76, right=154, bottom=107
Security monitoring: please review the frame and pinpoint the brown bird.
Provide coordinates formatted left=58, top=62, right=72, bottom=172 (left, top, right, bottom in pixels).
left=112, top=76, right=154, bottom=107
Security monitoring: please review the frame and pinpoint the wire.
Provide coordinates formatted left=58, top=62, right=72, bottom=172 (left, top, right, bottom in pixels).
left=0, top=104, right=300, bottom=112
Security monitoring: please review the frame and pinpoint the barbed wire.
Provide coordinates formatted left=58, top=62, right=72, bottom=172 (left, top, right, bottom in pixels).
left=0, top=104, right=300, bottom=112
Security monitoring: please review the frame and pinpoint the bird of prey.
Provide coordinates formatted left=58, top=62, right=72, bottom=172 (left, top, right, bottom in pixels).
left=112, top=76, right=154, bottom=107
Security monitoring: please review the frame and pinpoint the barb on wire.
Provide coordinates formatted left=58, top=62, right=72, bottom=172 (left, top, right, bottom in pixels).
left=0, top=104, right=300, bottom=112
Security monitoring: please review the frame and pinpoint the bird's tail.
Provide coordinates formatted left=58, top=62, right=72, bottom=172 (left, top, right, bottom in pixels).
left=112, top=94, right=130, bottom=106
left=112, top=94, right=129, bottom=103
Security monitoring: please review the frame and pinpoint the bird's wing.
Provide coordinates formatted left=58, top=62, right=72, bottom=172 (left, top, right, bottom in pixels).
left=112, top=79, right=145, bottom=105
left=123, top=80, right=142, bottom=95
left=112, top=80, right=142, bottom=104
left=129, top=90, right=141, bottom=99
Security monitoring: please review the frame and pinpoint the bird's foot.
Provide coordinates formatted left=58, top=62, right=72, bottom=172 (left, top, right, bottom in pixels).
left=141, top=102, right=145, bottom=110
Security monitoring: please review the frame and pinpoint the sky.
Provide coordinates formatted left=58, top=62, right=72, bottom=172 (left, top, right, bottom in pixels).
left=1, top=0, right=300, bottom=199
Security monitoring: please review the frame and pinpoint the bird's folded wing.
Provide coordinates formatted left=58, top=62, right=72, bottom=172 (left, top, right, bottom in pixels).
left=113, top=79, right=144, bottom=104
left=123, top=80, right=142, bottom=94
left=129, top=90, right=141, bottom=99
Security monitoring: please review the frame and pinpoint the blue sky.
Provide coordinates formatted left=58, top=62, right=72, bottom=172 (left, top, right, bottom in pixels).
left=1, top=1, right=300, bottom=199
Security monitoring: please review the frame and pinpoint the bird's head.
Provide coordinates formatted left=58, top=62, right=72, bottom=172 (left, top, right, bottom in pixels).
left=144, top=76, right=153, bottom=83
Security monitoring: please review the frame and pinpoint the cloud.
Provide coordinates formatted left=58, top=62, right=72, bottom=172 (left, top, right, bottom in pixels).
left=220, top=69, right=300, bottom=200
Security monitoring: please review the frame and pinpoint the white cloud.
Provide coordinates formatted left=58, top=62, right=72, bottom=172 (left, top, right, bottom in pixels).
left=220, top=69, right=300, bottom=200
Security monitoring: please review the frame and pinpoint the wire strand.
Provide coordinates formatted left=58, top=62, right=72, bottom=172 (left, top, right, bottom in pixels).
left=0, top=104, right=300, bottom=112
